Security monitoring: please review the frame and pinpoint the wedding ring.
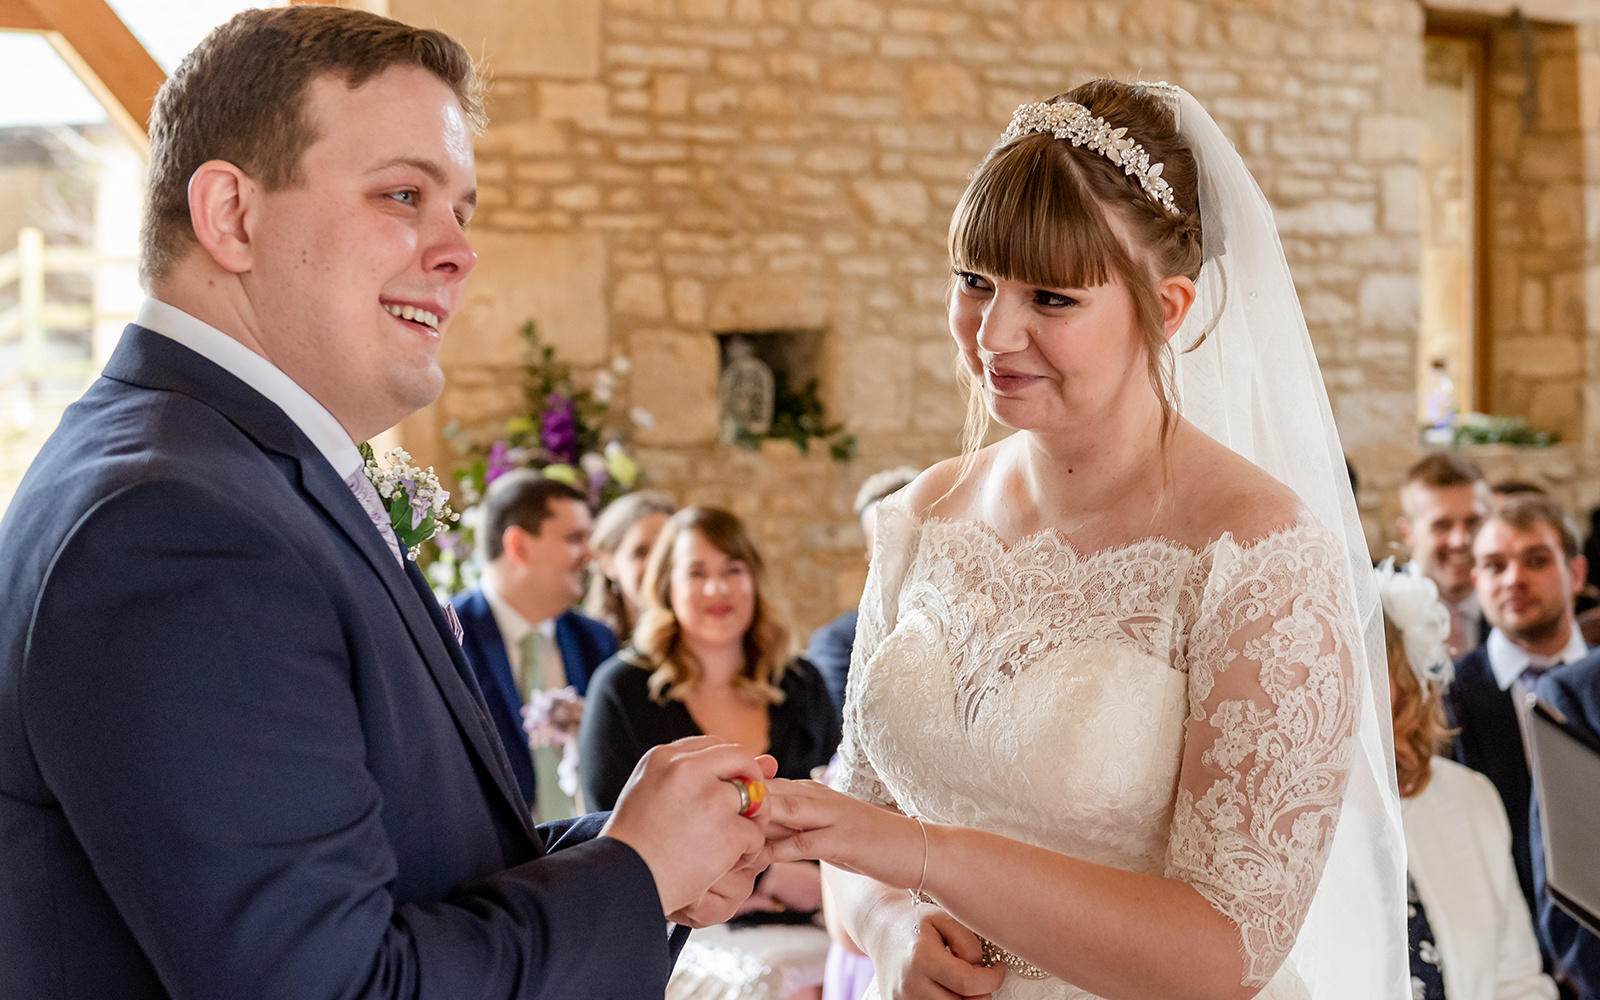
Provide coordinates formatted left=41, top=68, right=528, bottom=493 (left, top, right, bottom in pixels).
left=727, top=776, right=766, bottom=818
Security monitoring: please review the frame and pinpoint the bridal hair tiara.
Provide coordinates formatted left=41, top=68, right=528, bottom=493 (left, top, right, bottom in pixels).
left=998, top=99, right=1180, bottom=218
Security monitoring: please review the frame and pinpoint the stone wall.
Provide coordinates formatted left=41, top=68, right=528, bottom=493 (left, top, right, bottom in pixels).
left=383, top=0, right=1600, bottom=634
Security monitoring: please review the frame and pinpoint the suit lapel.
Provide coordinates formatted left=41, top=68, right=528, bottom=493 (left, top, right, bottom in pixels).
left=109, top=325, right=536, bottom=841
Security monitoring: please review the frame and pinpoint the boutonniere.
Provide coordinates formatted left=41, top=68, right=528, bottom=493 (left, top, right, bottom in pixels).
left=359, top=442, right=459, bottom=560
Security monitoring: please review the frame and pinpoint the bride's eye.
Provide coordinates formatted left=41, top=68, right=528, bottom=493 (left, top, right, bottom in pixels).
left=954, top=270, right=993, bottom=293
left=1034, top=290, right=1078, bottom=308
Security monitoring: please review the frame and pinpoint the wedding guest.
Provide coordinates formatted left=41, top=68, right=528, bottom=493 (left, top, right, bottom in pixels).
left=450, top=470, right=618, bottom=820
left=1530, top=652, right=1600, bottom=998
left=1448, top=493, right=1589, bottom=925
left=1398, top=453, right=1492, bottom=657
left=806, top=466, right=920, bottom=723
left=759, top=80, right=1407, bottom=998
left=584, top=489, right=677, bottom=641
left=1376, top=562, right=1556, bottom=1000
left=580, top=506, right=839, bottom=915
left=0, top=9, right=773, bottom=997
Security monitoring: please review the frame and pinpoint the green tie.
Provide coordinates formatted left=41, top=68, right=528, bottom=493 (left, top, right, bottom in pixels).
left=520, top=630, right=576, bottom=823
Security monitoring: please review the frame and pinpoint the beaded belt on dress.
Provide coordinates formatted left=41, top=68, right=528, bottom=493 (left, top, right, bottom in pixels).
left=914, top=891, right=1051, bottom=980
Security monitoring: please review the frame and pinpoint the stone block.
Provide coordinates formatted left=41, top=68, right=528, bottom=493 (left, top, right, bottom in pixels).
left=807, top=0, right=886, bottom=30
left=615, top=272, right=667, bottom=319
left=445, top=231, right=608, bottom=368
left=709, top=275, right=828, bottom=331
left=671, top=278, right=707, bottom=325
left=551, top=184, right=602, bottom=211
left=851, top=179, right=931, bottom=227
left=908, top=64, right=980, bottom=117
left=1356, top=113, right=1421, bottom=163
left=834, top=336, right=914, bottom=431
left=1502, top=335, right=1582, bottom=378
left=538, top=82, right=607, bottom=121
left=803, top=146, right=873, bottom=174
left=477, top=121, right=567, bottom=158
left=1539, top=53, right=1581, bottom=132
left=653, top=75, right=690, bottom=115
left=1356, top=273, right=1420, bottom=334
left=390, top=0, right=599, bottom=78
left=1381, top=165, right=1421, bottom=234
left=1273, top=199, right=1377, bottom=237
left=629, top=331, right=719, bottom=447
left=889, top=6, right=970, bottom=34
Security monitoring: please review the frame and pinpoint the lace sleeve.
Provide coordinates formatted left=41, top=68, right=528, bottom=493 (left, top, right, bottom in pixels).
left=831, top=497, right=919, bottom=807
left=1164, top=524, right=1360, bottom=988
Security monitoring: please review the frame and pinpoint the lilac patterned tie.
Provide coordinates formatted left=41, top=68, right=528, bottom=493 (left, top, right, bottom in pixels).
left=343, top=467, right=405, bottom=567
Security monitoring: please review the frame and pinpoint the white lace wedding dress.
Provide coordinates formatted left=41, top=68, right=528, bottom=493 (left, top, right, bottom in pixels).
left=835, top=497, right=1362, bottom=1000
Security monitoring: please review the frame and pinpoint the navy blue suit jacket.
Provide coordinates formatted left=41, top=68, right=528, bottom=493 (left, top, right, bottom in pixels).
left=1445, top=644, right=1539, bottom=921
left=804, top=609, right=857, bottom=729
left=1531, top=652, right=1600, bottom=998
left=0, top=325, right=675, bottom=999
left=449, top=589, right=618, bottom=805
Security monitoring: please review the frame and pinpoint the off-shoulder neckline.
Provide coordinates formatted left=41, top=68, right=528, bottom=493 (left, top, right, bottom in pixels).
left=880, top=497, right=1328, bottom=563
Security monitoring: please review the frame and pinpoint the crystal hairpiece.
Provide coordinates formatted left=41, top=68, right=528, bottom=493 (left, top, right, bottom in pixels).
left=999, top=100, right=1180, bottom=217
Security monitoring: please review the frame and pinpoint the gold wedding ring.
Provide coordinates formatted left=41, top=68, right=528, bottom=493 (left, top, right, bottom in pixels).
left=727, top=776, right=766, bottom=818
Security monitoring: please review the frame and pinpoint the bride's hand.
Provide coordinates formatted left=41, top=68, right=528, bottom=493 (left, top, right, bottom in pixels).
left=760, top=778, right=921, bottom=885
left=873, top=895, right=1006, bottom=1000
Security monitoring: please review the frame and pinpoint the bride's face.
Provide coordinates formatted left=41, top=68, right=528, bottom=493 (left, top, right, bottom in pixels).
left=948, top=267, right=1149, bottom=433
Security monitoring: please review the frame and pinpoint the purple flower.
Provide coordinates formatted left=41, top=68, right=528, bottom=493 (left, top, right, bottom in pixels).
left=486, top=440, right=513, bottom=484
left=541, top=395, right=580, bottom=464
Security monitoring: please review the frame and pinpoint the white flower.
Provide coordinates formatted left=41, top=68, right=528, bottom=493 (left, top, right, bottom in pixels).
left=629, top=406, right=656, bottom=430
left=593, top=371, right=616, bottom=403
left=611, top=355, right=632, bottom=375
left=580, top=452, right=608, bottom=476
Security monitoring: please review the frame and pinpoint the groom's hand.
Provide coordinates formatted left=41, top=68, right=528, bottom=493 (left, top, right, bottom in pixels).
left=602, top=737, right=778, bottom=916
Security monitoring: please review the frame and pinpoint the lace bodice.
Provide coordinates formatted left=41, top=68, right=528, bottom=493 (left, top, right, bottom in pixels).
left=835, top=497, right=1360, bottom=999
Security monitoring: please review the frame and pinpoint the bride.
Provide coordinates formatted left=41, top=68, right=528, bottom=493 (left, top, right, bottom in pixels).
left=762, top=80, right=1407, bottom=999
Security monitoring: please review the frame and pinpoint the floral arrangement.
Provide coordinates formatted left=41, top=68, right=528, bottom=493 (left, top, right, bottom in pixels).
left=359, top=442, right=459, bottom=560
left=423, top=321, right=651, bottom=595
left=1451, top=412, right=1557, bottom=448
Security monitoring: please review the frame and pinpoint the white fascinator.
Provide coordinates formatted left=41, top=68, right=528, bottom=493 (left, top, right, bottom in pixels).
left=1374, top=558, right=1454, bottom=687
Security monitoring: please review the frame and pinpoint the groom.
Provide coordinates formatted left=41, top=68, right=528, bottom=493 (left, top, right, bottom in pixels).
left=0, top=7, right=769, bottom=999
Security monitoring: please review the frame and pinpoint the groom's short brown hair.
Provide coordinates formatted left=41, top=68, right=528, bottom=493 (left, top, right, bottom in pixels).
left=139, top=5, right=485, bottom=287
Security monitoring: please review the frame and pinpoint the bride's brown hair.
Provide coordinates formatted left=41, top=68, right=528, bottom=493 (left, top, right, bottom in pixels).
left=948, top=79, right=1205, bottom=465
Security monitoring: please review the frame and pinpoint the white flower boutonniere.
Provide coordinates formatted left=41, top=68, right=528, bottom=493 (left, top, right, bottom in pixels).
left=359, top=442, right=460, bottom=560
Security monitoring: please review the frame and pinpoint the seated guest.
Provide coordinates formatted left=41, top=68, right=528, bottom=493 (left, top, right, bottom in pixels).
left=806, top=466, right=920, bottom=723
left=1398, top=452, right=1491, bottom=657
left=584, top=490, right=676, bottom=641
left=1448, top=493, right=1589, bottom=925
left=580, top=506, right=839, bottom=915
left=1531, top=653, right=1600, bottom=998
left=1378, top=562, right=1556, bottom=1000
left=452, top=471, right=618, bottom=820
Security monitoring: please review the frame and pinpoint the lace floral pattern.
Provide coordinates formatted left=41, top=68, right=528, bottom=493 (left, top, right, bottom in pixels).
left=835, top=497, right=1358, bottom=997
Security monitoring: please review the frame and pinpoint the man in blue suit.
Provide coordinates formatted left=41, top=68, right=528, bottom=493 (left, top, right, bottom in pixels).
left=1447, top=493, right=1589, bottom=926
left=1531, top=653, right=1600, bottom=998
left=452, top=471, right=619, bottom=819
left=0, top=8, right=770, bottom=999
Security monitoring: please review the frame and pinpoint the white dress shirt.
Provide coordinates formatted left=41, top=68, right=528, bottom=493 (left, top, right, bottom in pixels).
left=136, top=297, right=361, bottom=481
left=1486, top=627, right=1590, bottom=692
left=479, top=577, right=566, bottom=696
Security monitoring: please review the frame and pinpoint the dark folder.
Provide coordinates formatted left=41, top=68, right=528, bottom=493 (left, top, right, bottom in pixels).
left=1529, top=698, right=1600, bottom=939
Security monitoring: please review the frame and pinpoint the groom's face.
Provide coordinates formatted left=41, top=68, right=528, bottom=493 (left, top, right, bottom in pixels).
left=242, top=66, right=479, bottom=440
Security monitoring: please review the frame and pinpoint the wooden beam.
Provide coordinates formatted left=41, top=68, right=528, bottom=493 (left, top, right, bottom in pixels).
left=0, top=0, right=49, bottom=30
left=3, top=0, right=164, bottom=146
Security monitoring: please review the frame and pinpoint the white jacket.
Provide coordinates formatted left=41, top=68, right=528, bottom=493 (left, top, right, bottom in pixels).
left=1404, top=757, right=1557, bottom=1000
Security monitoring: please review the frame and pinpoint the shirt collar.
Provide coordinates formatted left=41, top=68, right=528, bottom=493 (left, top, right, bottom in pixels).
left=136, top=297, right=362, bottom=480
left=480, top=576, right=557, bottom=646
left=1485, top=625, right=1589, bottom=691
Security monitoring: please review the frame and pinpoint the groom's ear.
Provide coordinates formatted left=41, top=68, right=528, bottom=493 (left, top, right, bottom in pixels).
left=188, top=159, right=257, bottom=274
left=1156, top=274, right=1196, bottom=342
